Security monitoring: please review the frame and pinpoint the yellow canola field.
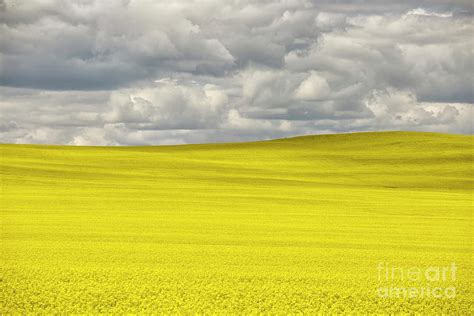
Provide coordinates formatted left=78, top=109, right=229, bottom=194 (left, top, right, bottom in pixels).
left=1, top=131, right=473, bottom=313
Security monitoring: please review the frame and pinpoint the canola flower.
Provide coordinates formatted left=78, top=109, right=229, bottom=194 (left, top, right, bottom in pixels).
left=1, top=132, right=472, bottom=313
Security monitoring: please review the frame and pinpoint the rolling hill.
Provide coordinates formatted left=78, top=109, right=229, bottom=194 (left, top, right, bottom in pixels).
left=1, top=131, right=472, bottom=313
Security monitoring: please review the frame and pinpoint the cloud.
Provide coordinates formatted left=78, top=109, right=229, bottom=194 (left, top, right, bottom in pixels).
left=0, top=0, right=472, bottom=145
left=102, top=80, right=228, bottom=130
left=406, top=8, right=453, bottom=18
left=294, top=72, right=331, bottom=101
left=0, top=0, right=235, bottom=90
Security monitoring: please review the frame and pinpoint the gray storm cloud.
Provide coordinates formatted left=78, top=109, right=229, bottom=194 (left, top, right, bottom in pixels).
left=0, top=0, right=472, bottom=145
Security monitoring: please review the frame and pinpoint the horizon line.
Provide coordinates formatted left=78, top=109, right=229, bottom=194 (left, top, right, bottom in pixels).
left=1, top=130, right=471, bottom=148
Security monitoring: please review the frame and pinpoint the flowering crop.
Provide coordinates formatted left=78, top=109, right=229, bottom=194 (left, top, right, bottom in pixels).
left=1, top=132, right=472, bottom=313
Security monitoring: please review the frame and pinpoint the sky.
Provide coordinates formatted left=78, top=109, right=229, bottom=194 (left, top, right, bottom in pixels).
left=0, top=0, right=472, bottom=145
